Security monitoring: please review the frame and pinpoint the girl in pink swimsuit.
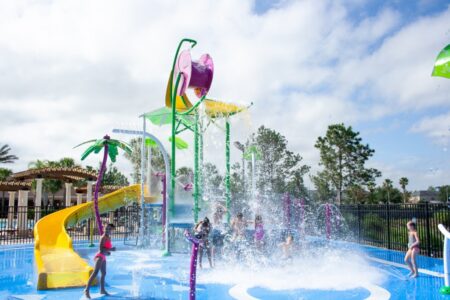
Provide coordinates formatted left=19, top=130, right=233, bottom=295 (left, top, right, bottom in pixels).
left=84, top=223, right=116, bottom=298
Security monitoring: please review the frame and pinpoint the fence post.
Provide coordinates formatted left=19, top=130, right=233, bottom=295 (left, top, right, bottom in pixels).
left=357, top=204, right=361, bottom=242
left=425, top=202, right=432, bottom=256
left=386, top=203, right=391, bottom=250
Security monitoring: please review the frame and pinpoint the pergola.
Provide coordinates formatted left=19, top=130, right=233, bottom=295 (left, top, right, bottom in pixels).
left=0, top=181, right=32, bottom=230
left=4, top=167, right=98, bottom=230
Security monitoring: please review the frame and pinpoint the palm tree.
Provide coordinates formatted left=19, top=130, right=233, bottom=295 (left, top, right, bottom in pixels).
left=383, top=179, right=393, bottom=203
left=399, top=177, right=409, bottom=204
left=75, top=135, right=132, bottom=235
left=0, top=144, right=18, bottom=164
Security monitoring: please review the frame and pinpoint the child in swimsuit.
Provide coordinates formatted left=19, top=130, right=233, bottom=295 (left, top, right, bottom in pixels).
left=212, top=204, right=227, bottom=260
left=84, top=223, right=116, bottom=298
left=231, top=212, right=249, bottom=241
left=279, top=234, right=294, bottom=260
left=405, top=220, right=420, bottom=278
left=254, top=215, right=264, bottom=251
left=194, top=217, right=213, bottom=269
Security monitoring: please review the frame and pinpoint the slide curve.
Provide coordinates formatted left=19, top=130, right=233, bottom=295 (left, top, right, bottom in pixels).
left=34, top=185, right=142, bottom=290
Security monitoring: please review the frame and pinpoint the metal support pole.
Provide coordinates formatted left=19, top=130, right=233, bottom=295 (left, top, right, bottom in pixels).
left=170, top=76, right=180, bottom=215
left=199, top=121, right=204, bottom=203
left=357, top=204, right=361, bottom=243
left=225, top=119, right=231, bottom=224
left=147, top=140, right=152, bottom=195
left=242, top=151, right=245, bottom=196
left=193, top=113, right=200, bottom=222
left=386, top=203, right=391, bottom=250
left=425, top=201, right=432, bottom=256
left=251, top=152, right=256, bottom=200
left=140, top=117, right=146, bottom=247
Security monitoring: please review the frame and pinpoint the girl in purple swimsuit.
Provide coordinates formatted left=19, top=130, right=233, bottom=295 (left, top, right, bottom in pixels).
left=254, top=215, right=264, bottom=251
left=84, top=223, right=116, bottom=298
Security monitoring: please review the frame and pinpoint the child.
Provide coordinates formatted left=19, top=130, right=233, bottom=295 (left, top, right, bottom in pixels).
left=84, top=223, right=116, bottom=299
left=212, top=204, right=227, bottom=260
left=194, top=217, right=213, bottom=268
left=279, top=234, right=294, bottom=260
left=405, top=220, right=420, bottom=278
left=254, top=215, right=265, bottom=250
left=231, top=212, right=249, bottom=241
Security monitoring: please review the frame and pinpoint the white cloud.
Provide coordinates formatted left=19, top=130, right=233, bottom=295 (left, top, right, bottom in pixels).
left=411, top=111, right=450, bottom=145
left=0, top=0, right=449, bottom=190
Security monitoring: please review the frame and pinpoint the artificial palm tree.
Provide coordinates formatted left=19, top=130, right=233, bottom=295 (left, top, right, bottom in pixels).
left=75, top=135, right=132, bottom=235
left=0, top=144, right=18, bottom=164
left=399, top=177, right=409, bottom=204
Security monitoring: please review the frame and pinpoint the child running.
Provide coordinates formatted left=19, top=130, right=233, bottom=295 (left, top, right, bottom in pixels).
left=254, top=215, right=265, bottom=251
left=405, top=220, right=420, bottom=278
left=84, top=223, right=116, bottom=299
left=194, top=217, right=213, bottom=269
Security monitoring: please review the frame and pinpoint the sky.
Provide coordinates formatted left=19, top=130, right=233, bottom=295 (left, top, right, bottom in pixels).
left=0, top=0, right=449, bottom=191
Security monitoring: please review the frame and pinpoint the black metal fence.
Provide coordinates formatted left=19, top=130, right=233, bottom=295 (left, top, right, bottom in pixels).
left=339, top=203, right=450, bottom=258
left=1, top=202, right=450, bottom=259
left=0, top=205, right=140, bottom=245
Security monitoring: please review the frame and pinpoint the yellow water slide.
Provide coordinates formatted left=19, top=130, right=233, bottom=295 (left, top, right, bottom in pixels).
left=34, top=185, right=146, bottom=290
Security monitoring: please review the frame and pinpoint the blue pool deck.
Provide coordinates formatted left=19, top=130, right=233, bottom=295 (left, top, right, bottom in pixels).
left=0, top=240, right=449, bottom=300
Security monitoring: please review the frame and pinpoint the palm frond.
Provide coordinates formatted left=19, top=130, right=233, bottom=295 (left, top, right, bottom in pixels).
left=73, top=139, right=97, bottom=149
left=81, top=145, right=98, bottom=161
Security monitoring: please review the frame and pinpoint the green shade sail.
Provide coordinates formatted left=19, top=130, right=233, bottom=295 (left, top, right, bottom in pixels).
left=144, top=107, right=195, bottom=127
left=432, top=44, right=450, bottom=79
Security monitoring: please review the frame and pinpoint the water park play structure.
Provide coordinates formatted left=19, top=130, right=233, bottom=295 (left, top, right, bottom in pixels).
left=25, top=40, right=449, bottom=298
left=33, top=38, right=247, bottom=294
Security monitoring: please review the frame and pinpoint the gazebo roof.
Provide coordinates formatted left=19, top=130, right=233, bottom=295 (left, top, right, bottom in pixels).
left=0, top=181, right=32, bottom=191
left=75, top=185, right=124, bottom=194
left=9, top=167, right=98, bottom=183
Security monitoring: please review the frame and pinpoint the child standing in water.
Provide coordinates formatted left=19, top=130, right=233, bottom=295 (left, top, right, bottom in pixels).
left=84, top=223, right=116, bottom=299
left=254, top=215, right=265, bottom=251
left=231, top=212, right=249, bottom=241
left=405, top=220, right=420, bottom=278
left=194, top=217, right=213, bottom=269
left=212, top=204, right=227, bottom=260
left=279, top=234, right=294, bottom=260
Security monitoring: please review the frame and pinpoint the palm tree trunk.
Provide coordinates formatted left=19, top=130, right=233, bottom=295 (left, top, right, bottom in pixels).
left=93, top=143, right=109, bottom=235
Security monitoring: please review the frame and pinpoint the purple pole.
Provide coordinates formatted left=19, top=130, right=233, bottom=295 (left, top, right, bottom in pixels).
left=184, top=231, right=200, bottom=300
left=93, top=139, right=109, bottom=235
left=283, top=193, right=291, bottom=231
left=300, top=198, right=305, bottom=235
left=325, top=203, right=331, bottom=240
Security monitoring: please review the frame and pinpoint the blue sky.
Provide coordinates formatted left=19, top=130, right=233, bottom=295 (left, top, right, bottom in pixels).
left=0, top=0, right=449, bottom=190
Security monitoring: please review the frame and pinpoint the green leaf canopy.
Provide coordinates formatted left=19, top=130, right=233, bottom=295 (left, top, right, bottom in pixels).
left=169, top=136, right=189, bottom=150
left=244, top=145, right=262, bottom=160
left=75, top=136, right=132, bottom=162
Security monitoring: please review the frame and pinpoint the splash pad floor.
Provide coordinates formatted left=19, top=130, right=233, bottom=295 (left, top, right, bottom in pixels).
left=0, top=240, right=447, bottom=300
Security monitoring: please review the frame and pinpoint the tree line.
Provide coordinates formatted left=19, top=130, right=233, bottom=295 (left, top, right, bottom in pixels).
left=2, top=121, right=448, bottom=205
